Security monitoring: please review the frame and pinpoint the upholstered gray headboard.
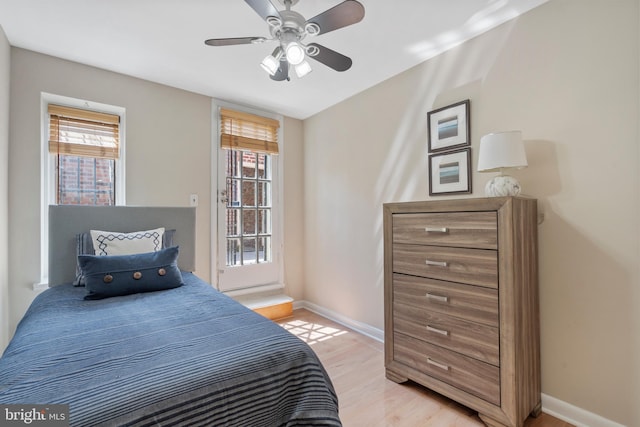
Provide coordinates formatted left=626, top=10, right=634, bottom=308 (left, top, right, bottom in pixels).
left=49, top=206, right=196, bottom=286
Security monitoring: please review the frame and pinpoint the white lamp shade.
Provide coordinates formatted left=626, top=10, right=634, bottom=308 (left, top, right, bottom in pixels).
left=285, top=42, right=306, bottom=65
left=260, top=47, right=283, bottom=76
left=477, top=131, right=528, bottom=172
left=260, top=55, right=280, bottom=75
left=294, top=60, right=312, bottom=78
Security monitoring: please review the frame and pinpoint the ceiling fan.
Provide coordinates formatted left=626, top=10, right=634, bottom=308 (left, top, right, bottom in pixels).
left=204, top=0, right=365, bottom=81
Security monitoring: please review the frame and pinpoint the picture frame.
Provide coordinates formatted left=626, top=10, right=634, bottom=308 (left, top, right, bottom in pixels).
left=427, top=99, right=470, bottom=152
left=428, top=148, right=472, bottom=196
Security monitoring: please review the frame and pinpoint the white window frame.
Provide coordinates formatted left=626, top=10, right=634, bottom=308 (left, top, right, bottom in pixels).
left=39, top=93, right=126, bottom=286
left=211, top=99, right=284, bottom=295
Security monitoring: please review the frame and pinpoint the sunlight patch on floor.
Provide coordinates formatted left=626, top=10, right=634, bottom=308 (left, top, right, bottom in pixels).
left=280, top=319, right=349, bottom=345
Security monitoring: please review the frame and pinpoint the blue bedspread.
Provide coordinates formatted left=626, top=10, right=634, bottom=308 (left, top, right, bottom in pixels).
left=0, top=273, right=341, bottom=426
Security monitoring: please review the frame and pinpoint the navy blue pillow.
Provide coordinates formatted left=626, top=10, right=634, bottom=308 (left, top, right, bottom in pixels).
left=79, top=246, right=184, bottom=300
left=73, top=229, right=176, bottom=286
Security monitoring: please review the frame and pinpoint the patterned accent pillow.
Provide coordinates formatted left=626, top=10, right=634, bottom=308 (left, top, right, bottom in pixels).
left=90, top=227, right=165, bottom=256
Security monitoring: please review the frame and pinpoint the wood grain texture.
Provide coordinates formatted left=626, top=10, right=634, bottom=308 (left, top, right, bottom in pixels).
left=394, top=332, right=500, bottom=405
left=393, top=273, right=499, bottom=327
left=280, top=309, right=568, bottom=427
left=394, top=301, right=500, bottom=365
left=393, top=244, right=498, bottom=288
left=393, top=211, right=498, bottom=249
left=253, top=301, right=293, bottom=320
left=384, top=197, right=541, bottom=427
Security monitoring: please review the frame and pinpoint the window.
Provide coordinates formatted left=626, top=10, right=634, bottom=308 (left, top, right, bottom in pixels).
left=39, top=94, right=125, bottom=285
left=48, top=104, right=120, bottom=205
left=221, top=108, right=279, bottom=268
left=216, top=106, right=282, bottom=293
left=224, top=150, right=273, bottom=266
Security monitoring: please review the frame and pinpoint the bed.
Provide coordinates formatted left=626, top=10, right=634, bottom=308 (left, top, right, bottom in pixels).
left=0, top=206, right=341, bottom=426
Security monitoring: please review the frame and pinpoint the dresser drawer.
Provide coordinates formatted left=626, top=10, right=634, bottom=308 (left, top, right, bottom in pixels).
left=393, top=273, right=499, bottom=328
left=393, top=244, right=498, bottom=288
left=394, top=301, right=499, bottom=365
left=393, top=212, right=497, bottom=249
left=393, top=273, right=498, bottom=327
left=394, top=332, right=500, bottom=405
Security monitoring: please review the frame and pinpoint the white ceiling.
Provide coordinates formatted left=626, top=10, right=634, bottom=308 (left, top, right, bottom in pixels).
left=0, top=0, right=548, bottom=119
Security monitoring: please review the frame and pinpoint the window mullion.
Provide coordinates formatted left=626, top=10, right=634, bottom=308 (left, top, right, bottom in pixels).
left=75, top=156, right=80, bottom=204
left=92, top=159, right=99, bottom=205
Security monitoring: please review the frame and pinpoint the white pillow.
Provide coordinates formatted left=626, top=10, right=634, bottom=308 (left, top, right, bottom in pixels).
left=90, top=227, right=165, bottom=256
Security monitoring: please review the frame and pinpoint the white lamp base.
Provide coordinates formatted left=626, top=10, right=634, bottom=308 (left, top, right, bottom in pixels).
left=485, top=175, right=522, bottom=197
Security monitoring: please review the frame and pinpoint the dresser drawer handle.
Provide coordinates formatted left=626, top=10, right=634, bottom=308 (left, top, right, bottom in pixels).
left=426, top=325, right=449, bottom=336
left=425, top=293, right=449, bottom=303
left=427, top=358, right=450, bottom=371
left=424, top=227, right=448, bottom=233
left=425, top=259, right=448, bottom=267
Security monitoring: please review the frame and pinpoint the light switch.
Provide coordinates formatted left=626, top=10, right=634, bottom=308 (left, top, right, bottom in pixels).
left=190, top=194, right=198, bottom=207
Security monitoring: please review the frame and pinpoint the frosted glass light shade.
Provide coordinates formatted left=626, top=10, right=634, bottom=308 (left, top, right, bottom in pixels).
left=477, top=131, right=528, bottom=172
left=260, top=47, right=283, bottom=76
left=285, top=42, right=305, bottom=65
left=260, top=55, right=280, bottom=75
left=294, top=60, right=312, bottom=78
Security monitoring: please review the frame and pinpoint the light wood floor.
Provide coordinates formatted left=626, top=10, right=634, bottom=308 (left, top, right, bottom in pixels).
left=277, top=309, right=574, bottom=427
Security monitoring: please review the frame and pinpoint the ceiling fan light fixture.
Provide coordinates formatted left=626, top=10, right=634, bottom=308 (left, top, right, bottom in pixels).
left=285, top=42, right=305, bottom=65
left=294, top=60, right=312, bottom=78
left=260, top=47, right=283, bottom=75
left=260, top=56, right=279, bottom=75
left=204, top=0, right=365, bottom=82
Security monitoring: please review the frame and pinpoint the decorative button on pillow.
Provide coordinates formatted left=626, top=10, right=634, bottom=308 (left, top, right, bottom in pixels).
left=73, top=229, right=176, bottom=286
left=90, top=227, right=165, bottom=256
left=79, top=246, right=184, bottom=300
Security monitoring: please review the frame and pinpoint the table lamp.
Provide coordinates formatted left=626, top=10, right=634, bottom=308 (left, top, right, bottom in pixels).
left=477, top=131, right=528, bottom=196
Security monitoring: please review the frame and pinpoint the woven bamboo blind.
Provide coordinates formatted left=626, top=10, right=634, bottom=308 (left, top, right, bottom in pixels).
left=48, top=104, right=120, bottom=160
left=220, top=108, right=279, bottom=155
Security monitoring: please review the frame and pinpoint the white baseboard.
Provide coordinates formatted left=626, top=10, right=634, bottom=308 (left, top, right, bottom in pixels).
left=293, top=300, right=384, bottom=342
left=294, top=300, right=627, bottom=427
left=541, top=394, right=627, bottom=427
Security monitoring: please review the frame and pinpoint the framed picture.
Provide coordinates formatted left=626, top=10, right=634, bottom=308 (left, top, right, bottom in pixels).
left=427, top=99, right=470, bottom=152
left=429, top=148, right=472, bottom=196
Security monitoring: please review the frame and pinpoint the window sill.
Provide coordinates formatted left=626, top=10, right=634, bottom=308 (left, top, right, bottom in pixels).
left=32, top=282, right=49, bottom=292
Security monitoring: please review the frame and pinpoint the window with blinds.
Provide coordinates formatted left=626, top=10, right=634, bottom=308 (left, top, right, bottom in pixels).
left=48, top=104, right=121, bottom=205
left=220, top=108, right=279, bottom=155
left=220, top=108, right=279, bottom=268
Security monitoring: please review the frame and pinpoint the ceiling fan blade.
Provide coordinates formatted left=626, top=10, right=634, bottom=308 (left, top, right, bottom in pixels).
left=204, top=37, right=265, bottom=46
left=306, top=43, right=352, bottom=72
left=270, top=60, right=290, bottom=81
left=305, top=0, right=364, bottom=36
left=245, top=0, right=281, bottom=22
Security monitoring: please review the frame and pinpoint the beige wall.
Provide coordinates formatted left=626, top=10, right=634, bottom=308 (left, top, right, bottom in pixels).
left=8, top=48, right=212, bottom=334
left=303, top=0, right=639, bottom=425
left=282, top=117, right=305, bottom=301
left=0, top=25, right=10, bottom=351
left=6, top=48, right=306, bottom=339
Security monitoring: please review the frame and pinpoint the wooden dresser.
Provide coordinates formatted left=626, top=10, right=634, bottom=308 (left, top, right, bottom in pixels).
left=383, top=197, right=540, bottom=427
